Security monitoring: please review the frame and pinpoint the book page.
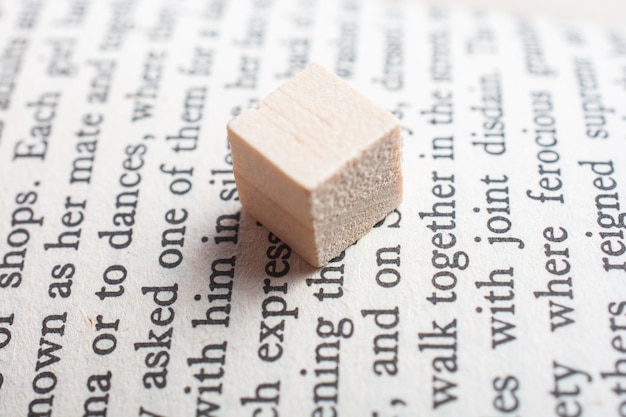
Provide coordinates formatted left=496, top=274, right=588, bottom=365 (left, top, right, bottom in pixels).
left=0, top=0, right=625, bottom=415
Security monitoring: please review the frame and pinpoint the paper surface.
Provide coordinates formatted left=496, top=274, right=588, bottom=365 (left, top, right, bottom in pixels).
left=0, top=0, right=625, bottom=415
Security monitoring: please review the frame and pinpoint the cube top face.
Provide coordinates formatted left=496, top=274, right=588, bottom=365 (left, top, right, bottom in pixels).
left=227, top=63, right=399, bottom=192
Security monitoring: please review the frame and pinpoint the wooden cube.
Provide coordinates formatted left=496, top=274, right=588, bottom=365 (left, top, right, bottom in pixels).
left=227, top=63, right=402, bottom=267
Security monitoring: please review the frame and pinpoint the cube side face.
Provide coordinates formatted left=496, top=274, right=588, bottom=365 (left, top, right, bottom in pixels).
left=227, top=121, right=314, bottom=225
left=311, top=126, right=403, bottom=265
left=313, top=181, right=402, bottom=265
left=236, top=175, right=320, bottom=266
left=310, top=125, right=402, bottom=224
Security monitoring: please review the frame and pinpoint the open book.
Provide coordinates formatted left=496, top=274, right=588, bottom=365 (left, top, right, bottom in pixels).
left=1, top=0, right=625, bottom=415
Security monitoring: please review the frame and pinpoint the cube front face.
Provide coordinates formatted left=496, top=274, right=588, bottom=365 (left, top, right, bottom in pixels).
left=228, top=63, right=402, bottom=267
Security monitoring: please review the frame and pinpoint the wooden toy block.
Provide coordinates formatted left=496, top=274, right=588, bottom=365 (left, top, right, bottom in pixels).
left=227, top=63, right=402, bottom=267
